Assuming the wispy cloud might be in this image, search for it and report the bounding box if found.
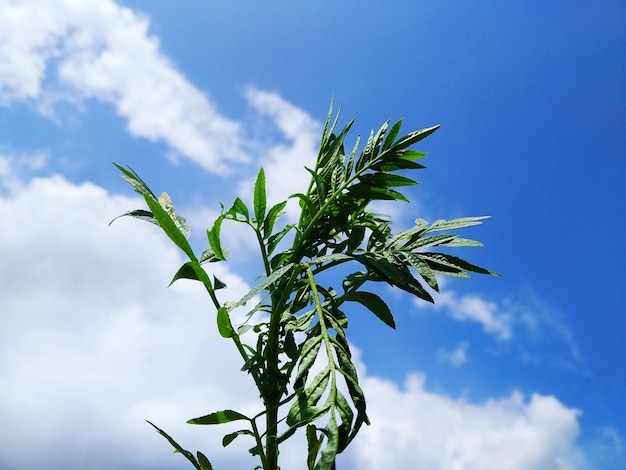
[0,0,247,173]
[415,279,585,371]
[437,341,470,367]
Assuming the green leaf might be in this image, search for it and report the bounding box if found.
[399,252,439,291]
[168,262,199,286]
[227,197,249,220]
[168,261,215,291]
[143,194,196,259]
[358,172,417,188]
[371,158,426,172]
[306,425,323,470]
[145,420,201,470]
[347,184,410,202]
[229,263,294,311]
[442,237,484,247]
[315,411,339,470]
[197,452,213,470]
[222,429,254,447]
[113,163,158,200]
[109,209,157,227]
[385,124,440,153]
[296,335,323,384]
[381,119,403,152]
[335,391,354,451]
[207,217,226,261]
[199,249,222,264]
[213,275,227,290]
[343,291,395,329]
[187,409,250,425]
[253,168,267,223]
[306,367,332,407]
[357,253,433,302]
[263,200,287,238]
[428,216,490,232]
[217,307,235,338]
[420,252,500,277]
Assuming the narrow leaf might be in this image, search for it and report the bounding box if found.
[253,168,267,223]
[187,409,250,425]
[109,209,157,227]
[145,420,201,470]
[229,263,294,310]
[263,200,287,238]
[207,217,226,261]
[296,335,323,384]
[428,216,491,232]
[315,412,339,470]
[381,119,403,152]
[386,124,440,153]
[343,291,396,329]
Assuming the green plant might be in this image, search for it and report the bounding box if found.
[112,105,498,470]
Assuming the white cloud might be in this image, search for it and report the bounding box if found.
[0,171,596,470]
[437,341,470,367]
[346,369,587,470]
[0,0,247,173]
[0,172,261,469]
[241,87,322,218]
[420,288,514,340]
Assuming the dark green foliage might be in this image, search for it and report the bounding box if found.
[112,104,498,470]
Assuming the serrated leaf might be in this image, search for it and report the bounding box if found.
[419,252,500,277]
[358,172,417,188]
[217,307,235,338]
[428,216,491,232]
[399,252,439,291]
[315,412,339,470]
[348,184,410,202]
[442,237,484,247]
[229,263,294,311]
[253,168,266,223]
[306,425,323,470]
[357,253,433,302]
[296,335,323,383]
[407,233,458,250]
[385,124,440,153]
[188,409,250,425]
[371,158,426,172]
[343,291,395,329]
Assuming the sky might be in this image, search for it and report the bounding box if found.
[0,1,625,469]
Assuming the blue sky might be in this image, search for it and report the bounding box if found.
[1,1,625,469]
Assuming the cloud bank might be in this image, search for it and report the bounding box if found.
[0,165,588,469]
[0,0,246,173]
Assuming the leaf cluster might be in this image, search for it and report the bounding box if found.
[111,104,498,470]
